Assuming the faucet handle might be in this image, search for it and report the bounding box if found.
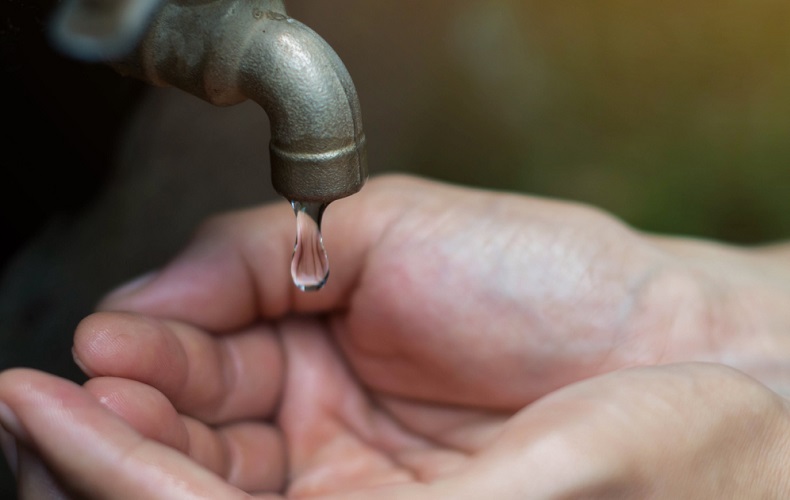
[49,0,164,61]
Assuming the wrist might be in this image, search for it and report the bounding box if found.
[767,400,790,496]
[653,236,790,394]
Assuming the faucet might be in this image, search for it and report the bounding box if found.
[49,0,368,204]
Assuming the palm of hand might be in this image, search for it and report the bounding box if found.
[70,175,745,497]
[330,179,718,409]
[3,176,787,498]
[78,313,781,499]
[75,312,506,497]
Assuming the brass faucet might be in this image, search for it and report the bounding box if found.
[50,0,368,204]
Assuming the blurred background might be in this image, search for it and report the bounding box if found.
[1,0,789,494]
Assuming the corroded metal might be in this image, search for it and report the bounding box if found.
[51,0,368,203]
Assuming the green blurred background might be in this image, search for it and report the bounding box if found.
[318,0,790,244]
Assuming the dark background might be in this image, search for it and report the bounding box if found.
[2,0,789,496]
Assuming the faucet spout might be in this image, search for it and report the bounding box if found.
[51,0,368,204]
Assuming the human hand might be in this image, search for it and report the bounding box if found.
[2,359,789,498]
[89,173,790,403]
[2,174,789,498]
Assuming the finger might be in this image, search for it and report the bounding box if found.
[74,311,283,424]
[83,377,190,453]
[84,377,286,493]
[0,368,247,500]
[15,445,69,499]
[0,424,16,477]
[95,174,417,330]
[461,363,790,499]
[186,419,286,493]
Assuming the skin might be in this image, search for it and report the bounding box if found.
[1,173,789,498]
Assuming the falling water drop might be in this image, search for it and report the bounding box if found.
[290,200,330,292]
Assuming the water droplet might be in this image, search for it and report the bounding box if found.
[290,201,329,292]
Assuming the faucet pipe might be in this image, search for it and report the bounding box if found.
[52,0,368,204]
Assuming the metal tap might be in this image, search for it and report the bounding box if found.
[49,0,368,204]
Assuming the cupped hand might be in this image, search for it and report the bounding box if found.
[2,357,789,498]
[91,174,790,406]
[2,174,789,498]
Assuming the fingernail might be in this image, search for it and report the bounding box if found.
[99,270,158,307]
[16,445,70,498]
[0,403,21,476]
[0,402,22,439]
[0,426,17,476]
[71,348,96,378]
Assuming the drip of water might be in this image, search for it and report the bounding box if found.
[290,200,330,292]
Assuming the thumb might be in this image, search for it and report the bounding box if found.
[93,174,424,333]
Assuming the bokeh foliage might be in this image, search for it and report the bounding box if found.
[395,0,790,243]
